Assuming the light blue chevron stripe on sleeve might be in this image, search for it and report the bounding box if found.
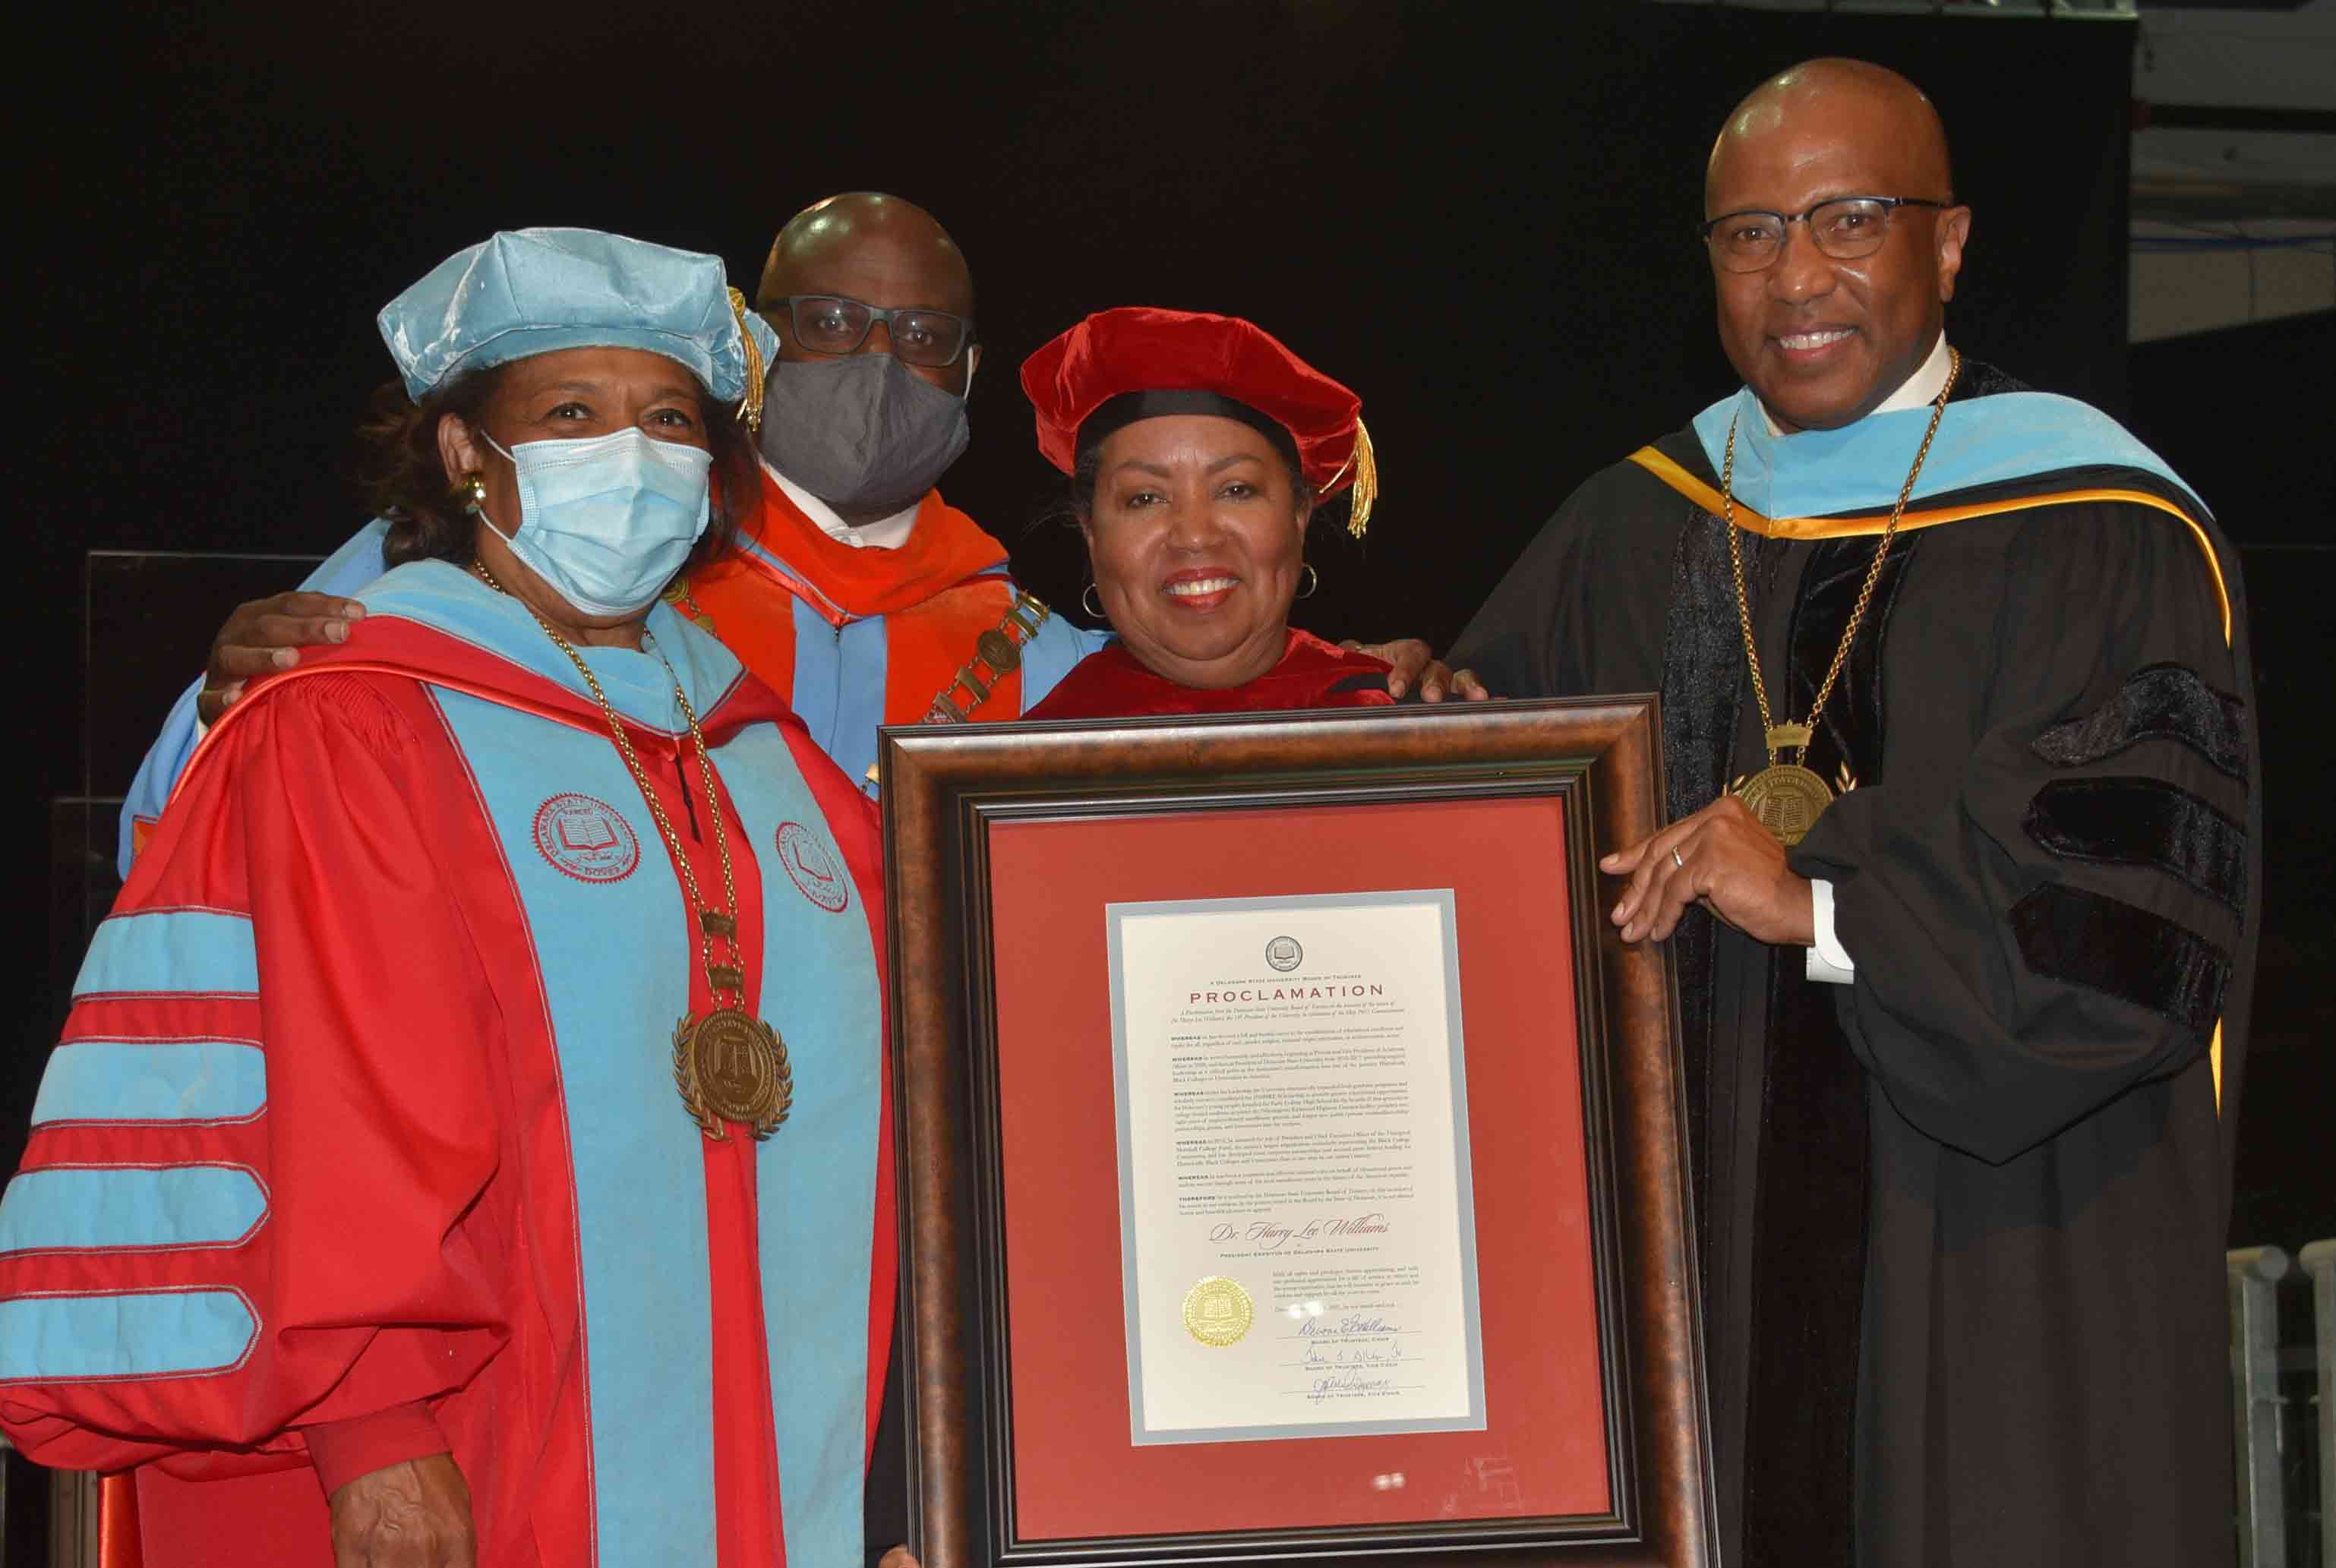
[32,1040,266,1126]
[73,910,257,1000]
[0,1290,258,1383]
[0,1167,268,1256]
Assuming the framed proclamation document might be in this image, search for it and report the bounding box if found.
[880,698,1712,1567]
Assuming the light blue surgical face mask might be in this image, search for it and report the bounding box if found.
[481,427,714,617]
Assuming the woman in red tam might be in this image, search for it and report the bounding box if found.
[1020,308,1395,719]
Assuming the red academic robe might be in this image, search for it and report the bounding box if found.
[2,565,894,1568]
[1023,627,1395,720]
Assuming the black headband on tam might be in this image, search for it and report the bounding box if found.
[1073,390,1303,481]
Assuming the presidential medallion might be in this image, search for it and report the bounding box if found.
[1735,763,1834,848]
[1717,351,1959,854]
[673,1007,793,1141]
[1182,1276,1255,1348]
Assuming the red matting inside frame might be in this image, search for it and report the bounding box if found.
[986,796,1608,1541]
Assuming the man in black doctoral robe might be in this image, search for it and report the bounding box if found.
[1454,59,2257,1568]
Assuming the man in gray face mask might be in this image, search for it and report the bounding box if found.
[120,194,1480,872]
[636,191,1116,784]
[755,195,980,520]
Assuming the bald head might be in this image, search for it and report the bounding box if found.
[1700,58,1970,433]
[756,192,974,320]
[1708,59,1952,210]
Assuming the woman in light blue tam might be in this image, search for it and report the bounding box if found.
[367,225,772,595]
[0,229,914,1568]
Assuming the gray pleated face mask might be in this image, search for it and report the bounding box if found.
[757,352,971,513]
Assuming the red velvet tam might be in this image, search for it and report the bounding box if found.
[1021,306,1376,534]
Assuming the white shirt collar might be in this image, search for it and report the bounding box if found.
[761,457,922,551]
[1759,334,1952,437]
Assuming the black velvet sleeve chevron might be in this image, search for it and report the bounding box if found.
[2009,882,2229,1037]
[2031,662,2247,781]
[2022,776,2247,913]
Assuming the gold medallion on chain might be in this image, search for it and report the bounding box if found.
[674,1007,793,1138]
[1720,349,1960,846]
[1735,760,1836,848]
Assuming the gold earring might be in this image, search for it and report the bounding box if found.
[454,472,486,515]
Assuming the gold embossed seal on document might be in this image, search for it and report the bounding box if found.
[1182,1276,1255,1347]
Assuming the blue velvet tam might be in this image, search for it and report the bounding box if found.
[377,227,778,405]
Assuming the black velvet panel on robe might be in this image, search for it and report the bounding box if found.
[2022,775,2247,911]
[1742,532,1915,1566]
[2030,661,2249,780]
[1659,513,1915,1567]
[1656,515,1744,1269]
[2008,881,2231,1035]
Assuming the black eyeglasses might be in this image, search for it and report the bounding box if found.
[1700,197,1953,273]
[763,295,976,368]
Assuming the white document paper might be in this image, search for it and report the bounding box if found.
[1106,891,1485,1444]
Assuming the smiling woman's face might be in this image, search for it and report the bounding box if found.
[1081,414,1312,690]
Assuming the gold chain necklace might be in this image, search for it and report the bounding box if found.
[472,561,791,1140]
[1722,346,1959,846]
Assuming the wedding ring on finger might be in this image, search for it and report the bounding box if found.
[1672,845,1685,870]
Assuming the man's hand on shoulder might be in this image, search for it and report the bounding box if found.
[1342,638,1492,702]
[1602,794,1816,947]
[199,592,367,724]
[328,1453,474,1568]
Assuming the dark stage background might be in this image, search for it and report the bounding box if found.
[20,1,2329,1277]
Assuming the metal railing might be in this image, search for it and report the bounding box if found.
[2300,1242,2336,1568]
[2233,1245,2292,1566]
[2230,1241,2334,1568]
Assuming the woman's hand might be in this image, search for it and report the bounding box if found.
[878,1549,922,1568]
[327,1453,476,1568]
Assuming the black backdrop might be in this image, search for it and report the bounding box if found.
[26,1,2147,797]
[21,6,2327,1235]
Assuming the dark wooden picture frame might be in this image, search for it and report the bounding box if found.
[880,697,1712,1567]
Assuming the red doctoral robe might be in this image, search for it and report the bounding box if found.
[1023,627,1394,721]
[2,564,893,1568]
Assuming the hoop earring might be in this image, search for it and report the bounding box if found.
[454,472,486,516]
[1295,563,1319,600]
[1081,582,1106,619]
